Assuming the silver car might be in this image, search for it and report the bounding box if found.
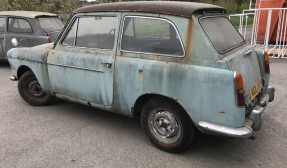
[0,11,64,59]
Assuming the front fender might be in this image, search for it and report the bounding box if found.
[7,43,53,63]
[7,43,54,95]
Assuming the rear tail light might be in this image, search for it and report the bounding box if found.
[264,51,270,73]
[234,72,245,107]
[47,36,52,43]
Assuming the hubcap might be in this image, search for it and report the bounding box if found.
[149,109,181,144]
[28,80,44,97]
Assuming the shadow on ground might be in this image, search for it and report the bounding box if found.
[0,60,10,67]
[50,100,248,156]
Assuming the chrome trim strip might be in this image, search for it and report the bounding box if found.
[119,15,186,58]
[48,63,104,73]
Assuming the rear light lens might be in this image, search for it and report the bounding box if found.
[264,51,270,73]
[47,36,52,43]
[234,72,245,107]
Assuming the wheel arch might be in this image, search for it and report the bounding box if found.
[133,94,195,124]
[17,65,32,80]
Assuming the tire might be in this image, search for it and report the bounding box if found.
[141,97,195,153]
[18,70,55,106]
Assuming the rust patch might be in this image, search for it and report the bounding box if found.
[185,18,194,55]
[119,51,123,56]
[218,111,225,116]
[153,55,161,61]
[138,69,143,80]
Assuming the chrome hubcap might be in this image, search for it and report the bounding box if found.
[149,109,181,144]
[28,81,44,97]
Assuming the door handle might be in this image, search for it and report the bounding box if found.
[244,49,252,57]
[101,62,113,68]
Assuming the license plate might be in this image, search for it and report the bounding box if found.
[249,78,262,100]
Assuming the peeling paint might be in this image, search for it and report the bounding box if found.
[138,69,143,80]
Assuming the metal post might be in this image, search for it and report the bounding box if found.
[264,9,272,50]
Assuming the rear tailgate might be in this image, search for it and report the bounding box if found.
[225,47,262,104]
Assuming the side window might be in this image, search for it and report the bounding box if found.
[0,17,5,32]
[62,16,117,49]
[121,17,184,56]
[62,18,78,46]
[8,18,32,33]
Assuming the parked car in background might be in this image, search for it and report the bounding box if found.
[7,1,275,153]
[0,11,64,59]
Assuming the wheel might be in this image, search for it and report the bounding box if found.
[18,70,55,106]
[141,97,195,153]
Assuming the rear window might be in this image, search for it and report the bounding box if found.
[38,17,64,32]
[199,17,245,53]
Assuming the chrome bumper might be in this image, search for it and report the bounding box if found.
[198,86,275,138]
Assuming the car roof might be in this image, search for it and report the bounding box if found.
[0,11,57,18]
[75,1,226,18]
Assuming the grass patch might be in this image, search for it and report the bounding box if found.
[230,15,254,28]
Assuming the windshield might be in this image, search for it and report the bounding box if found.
[38,17,64,33]
[199,16,245,53]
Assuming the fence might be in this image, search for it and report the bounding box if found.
[230,8,287,58]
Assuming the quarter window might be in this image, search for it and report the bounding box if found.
[8,18,32,33]
[200,17,245,53]
[121,17,184,56]
[62,16,117,49]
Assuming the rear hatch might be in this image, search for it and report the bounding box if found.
[36,16,64,41]
[225,48,262,104]
[200,16,263,105]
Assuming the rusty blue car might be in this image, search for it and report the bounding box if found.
[7,1,275,153]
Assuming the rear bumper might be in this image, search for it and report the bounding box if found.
[198,86,275,138]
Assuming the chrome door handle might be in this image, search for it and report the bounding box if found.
[101,62,113,68]
[244,49,252,57]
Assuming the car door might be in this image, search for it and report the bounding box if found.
[47,13,119,106]
[0,17,5,58]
